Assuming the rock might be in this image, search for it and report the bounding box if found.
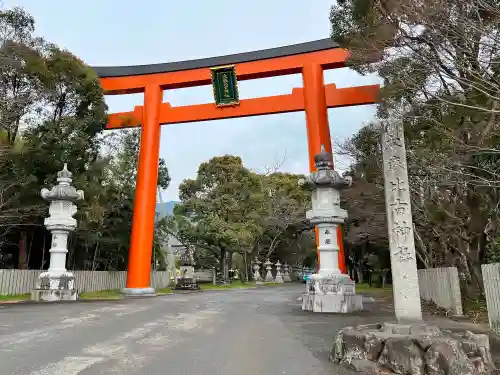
[464,331,490,351]
[378,337,425,375]
[409,325,442,337]
[333,323,497,375]
[464,331,495,373]
[365,333,384,361]
[460,339,479,357]
[331,330,345,363]
[342,330,367,362]
[382,323,412,335]
[424,340,477,375]
[349,359,380,373]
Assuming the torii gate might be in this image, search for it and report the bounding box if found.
[93,39,379,295]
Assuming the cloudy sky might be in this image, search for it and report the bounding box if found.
[4,0,379,201]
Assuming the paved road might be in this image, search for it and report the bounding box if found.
[0,284,387,375]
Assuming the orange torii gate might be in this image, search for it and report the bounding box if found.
[93,39,379,295]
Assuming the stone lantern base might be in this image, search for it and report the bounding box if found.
[31,271,77,302]
[302,274,363,313]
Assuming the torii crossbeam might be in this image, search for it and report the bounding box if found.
[92,38,379,295]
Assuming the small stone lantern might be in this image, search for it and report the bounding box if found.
[32,164,84,302]
[283,263,292,282]
[252,257,262,282]
[264,258,274,282]
[274,260,284,283]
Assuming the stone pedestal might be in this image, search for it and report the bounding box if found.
[299,148,362,313]
[274,261,284,283]
[302,274,363,313]
[32,164,83,302]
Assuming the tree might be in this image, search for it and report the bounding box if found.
[330,0,500,295]
[0,7,170,272]
[164,155,317,282]
[167,155,265,282]
[337,125,389,282]
[0,7,45,146]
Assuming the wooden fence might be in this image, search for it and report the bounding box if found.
[417,267,463,316]
[0,270,171,295]
[482,263,500,332]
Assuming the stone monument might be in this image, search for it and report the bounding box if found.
[299,147,363,313]
[283,263,292,282]
[381,121,422,321]
[264,258,274,282]
[274,260,284,283]
[330,124,496,374]
[31,164,84,302]
[174,246,199,290]
[252,257,262,282]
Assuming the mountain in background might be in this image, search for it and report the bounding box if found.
[156,201,179,217]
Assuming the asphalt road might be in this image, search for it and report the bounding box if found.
[0,284,387,375]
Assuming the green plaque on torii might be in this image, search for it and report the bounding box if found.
[210,65,240,107]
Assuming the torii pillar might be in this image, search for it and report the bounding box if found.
[303,63,346,274]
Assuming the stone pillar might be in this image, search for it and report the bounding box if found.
[252,257,262,282]
[264,259,274,282]
[31,164,84,302]
[382,122,422,322]
[283,263,292,282]
[300,148,363,313]
[274,261,284,283]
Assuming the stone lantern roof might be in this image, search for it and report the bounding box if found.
[41,164,84,202]
[299,146,352,191]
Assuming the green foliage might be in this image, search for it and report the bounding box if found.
[162,156,315,282]
[331,0,500,295]
[0,7,170,271]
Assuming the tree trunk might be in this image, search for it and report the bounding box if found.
[225,251,233,282]
[355,263,364,284]
[18,229,28,269]
[244,252,248,282]
[468,261,484,298]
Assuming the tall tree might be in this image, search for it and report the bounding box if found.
[0,7,171,271]
[330,0,500,294]
[168,155,264,282]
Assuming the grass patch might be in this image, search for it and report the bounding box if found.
[78,289,122,300]
[198,280,287,290]
[156,287,173,294]
[463,297,489,323]
[0,293,30,302]
[355,283,393,297]
[199,280,256,290]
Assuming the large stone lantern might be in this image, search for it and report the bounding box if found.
[32,164,84,302]
[299,147,363,313]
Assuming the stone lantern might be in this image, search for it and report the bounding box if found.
[32,164,84,302]
[283,262,292,282]
[299,147,363,313]
[264,258,274,282]
[252,257,262,282]
[274,260,284,283]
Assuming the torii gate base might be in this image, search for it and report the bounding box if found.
[93,39,379,295]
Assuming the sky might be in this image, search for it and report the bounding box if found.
[4,0,380,201]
